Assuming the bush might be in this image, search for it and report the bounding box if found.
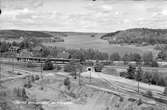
[43,60,54,70]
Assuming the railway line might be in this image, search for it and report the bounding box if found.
[81,71,167,104]
[0,66,167,105]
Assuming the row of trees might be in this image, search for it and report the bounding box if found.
[120,65,167,87]
[110,52,158,67]
[0,39,109,61]
[0,39,162,68]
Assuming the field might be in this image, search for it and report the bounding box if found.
[43,34,158,56]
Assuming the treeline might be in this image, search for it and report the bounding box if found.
[110,52,158,67]
[0,38,161,67]
[0,38,109,61]
[101,28,167,45]
[120,65,167,87]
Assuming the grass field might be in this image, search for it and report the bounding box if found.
[43,34,158,56]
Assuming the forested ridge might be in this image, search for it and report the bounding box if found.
[101,28,167,44]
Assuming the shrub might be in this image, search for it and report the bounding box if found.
[24,80,32,88]
[43,60,54,70]
[120,72,128,78]
[64,77,71,90]
[34,75,40,80]
[119,97,124,102]
[137,98,143,106]
[164,87,167,95]
[145,90,153,98]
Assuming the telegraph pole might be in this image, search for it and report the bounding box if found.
[88,67,91,83]
[0,61,1,86]
[40,61,43,90]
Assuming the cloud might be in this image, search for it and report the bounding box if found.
[1,0,167,32]
[1,0,43,10]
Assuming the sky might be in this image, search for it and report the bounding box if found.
[1,0,167,32]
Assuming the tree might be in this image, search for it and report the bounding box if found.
[19,38,40,50]
[43,60,54,70]
[94,62,104,72]
[141,72,152,84]
[151,72,160,85]
[129,53,141,63]
[110,52,120,61]
[164,87,167,95]
[157,50,167,60]
[0,42,10,53]
[126,64,136,79]
[122,53,130,65]
[135,66,143,81]
[143,52,153,64]
[151,60,159,67]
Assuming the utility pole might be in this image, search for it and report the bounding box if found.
[136,64,142,94]
[40,61,43,90]
[78,63,82,86]
[79,71,81,85]
[88,67,91,83]
[12,54,14,73]
[0,62,1,86]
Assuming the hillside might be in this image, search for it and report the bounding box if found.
[0,30,67,39]
[0,30,104,39]
[101,28,167,45]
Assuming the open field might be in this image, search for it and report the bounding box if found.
[43,34,158,56]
